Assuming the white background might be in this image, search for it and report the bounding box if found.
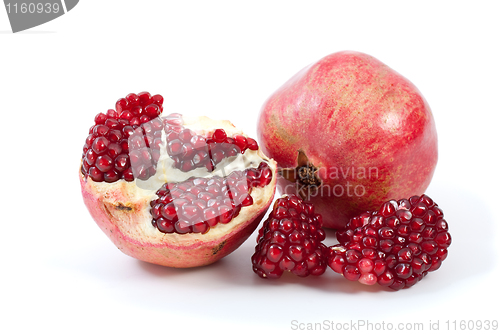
[1,1,499,333]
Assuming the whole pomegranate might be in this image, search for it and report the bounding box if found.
[80,92,277,268]
[257,51,437,229]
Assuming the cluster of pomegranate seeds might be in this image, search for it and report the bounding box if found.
[164,114,259,172]
[81,92,164,182]
[252,195,328,278]
[150,162,273,234]
[328,194,452,290]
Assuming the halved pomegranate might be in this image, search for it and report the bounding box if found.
[79,92,277,268]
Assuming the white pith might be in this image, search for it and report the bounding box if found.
[82,114,276,246]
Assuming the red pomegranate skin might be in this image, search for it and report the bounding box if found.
[257,51,438,229]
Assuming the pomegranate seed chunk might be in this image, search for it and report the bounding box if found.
[329,194,451,290]
[81,91,164,182]
[150,162,273,234]
[252,195,327,278]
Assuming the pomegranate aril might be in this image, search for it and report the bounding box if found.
[138,91,152,106]
[150,162,272,234]
[122,168,134,181]
[82,92,164,183]
[94,113,107,124]
[126,93,140,107]
[151,94,164,108]
[212,129,227,143]
[246,137,259,150]
[233,135,248,152]
[116,98,128,113]
[328,194,451,290]
[92,137,109,154]
[88,167,104,182]
[95,155,113,172]
[252,195,327,278]
[343,265,361,281]
[203,208,219,227]
[93,125,110,137]
[104,170,120,183]
[119,110,134,121]
[85,149,97,165]
[156,218,175,234]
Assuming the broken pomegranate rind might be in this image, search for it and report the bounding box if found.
[150,162,273,234]
[80,102,278,268]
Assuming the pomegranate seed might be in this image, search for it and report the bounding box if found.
[94,113,107,124]
[150,162,272,235]
[151,94,164,108]
[212,129,227,143]
[92,137,109,154]
[95,155,113,172]
[138,91,152,106]
[328,194,451,290]
[233,135,248,152]
[246,137,259,150]
[144,104,160,118]
[88,166,104,182]
[81,92,164,183]
[115,98,128,113]
[252,194,327,278]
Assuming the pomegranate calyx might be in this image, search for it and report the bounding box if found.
[278,149,322,200]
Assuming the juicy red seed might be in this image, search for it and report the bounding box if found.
[233,135,248,152]
[104,170,120,183]
[329,194,451,290]
[92,137,109,154]
[138,91,152,106]
[150,162,272,235]
[126,93,140,107]
[139,115,150,124]
[107,143,122,158]
[93,125,109,137]
[246,137,259,150]
[94,113,107,124]
[88,166,104,182]
[122,168,134,181]
[267,245,284,263]
[394,263,412,279]
[144,104,160,118]
[167,139,183,156]
[151,94,164,107]
[108,129,123,142]
[343,265,361,281]
[178,129,195,143]
[95,155,113,172]
[116,98,128,113]
[82,92,164,183]
[328,253,345,273]
[85,149,97,165]
[119,110,134,121]
[212,129,227,143]
[252,195,327,279]
[156,218,175,233]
